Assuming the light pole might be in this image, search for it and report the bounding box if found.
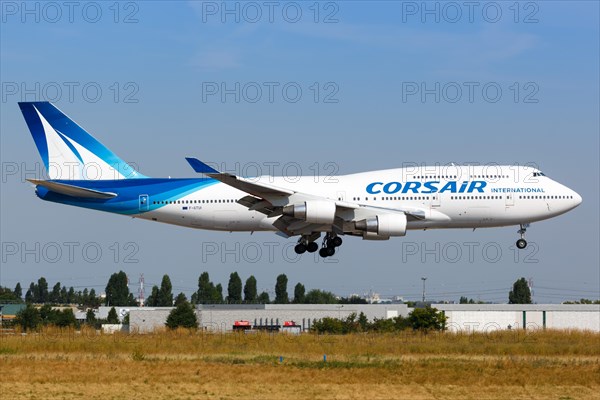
[421,277,427,302]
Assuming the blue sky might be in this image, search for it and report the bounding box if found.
[1,1,598,303]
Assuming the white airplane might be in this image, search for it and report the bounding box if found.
[19,102,582,257]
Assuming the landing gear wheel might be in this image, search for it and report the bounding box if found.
[516,223,529,250]
[319,248,329,258]
[307,242,319,253]
[332,237,343,247]
[294,243,307,254]
[326,247,336,256]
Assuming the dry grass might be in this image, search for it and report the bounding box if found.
[1,328,599,399]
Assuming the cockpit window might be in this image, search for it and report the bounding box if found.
[533,172,546,177]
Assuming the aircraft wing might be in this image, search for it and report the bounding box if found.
[186,157,293,200]
[185,157,447,237]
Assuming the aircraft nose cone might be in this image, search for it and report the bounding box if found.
[573,191,582,207]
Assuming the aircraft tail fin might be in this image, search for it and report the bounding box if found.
[18,102,145,180]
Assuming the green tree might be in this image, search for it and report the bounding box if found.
[158,274,173,306]
[174,292,187,306]
[243,275,257,303]
[146,285,159,306]
[339,295,367,304]
[14,282,22,299]
[304,289,338,304]
[0,286,21,302]
[311,317,345,334]
[213,284,224,304]
[105,271,130,306]
[459,296,468,304]
[60,286,68,303]
[25,282,35,303]
[39,304,59,325]
[85,309,96,325]
[50,282,62,304]
[293,283,305,303]
[37,277,49,303]
[358,312,369,331]
[81,288,89,305]
[227,272,242,303]
[88,288,100,308]
[56,309,77,327]
[195,272,214,304]
[408,307,447,332]
[509,277,532,304]
[15,304,40,331]
[165,301,198,329]
[257,291,270,304]
[107,307,119,324]
[274,274,288,304]
[67,287,75,304]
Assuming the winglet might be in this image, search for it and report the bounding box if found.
[185,157,219,174]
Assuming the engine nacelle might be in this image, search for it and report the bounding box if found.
[282,201,336,224]
[362,232,390,240]
[355,213,407,237]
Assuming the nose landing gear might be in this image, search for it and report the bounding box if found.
[516,224,529,249]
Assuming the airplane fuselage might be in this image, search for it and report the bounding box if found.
[35,165,581,236]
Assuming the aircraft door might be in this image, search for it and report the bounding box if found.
[139,194,149,211]
[505,194,514,207]
[430,193,441,207]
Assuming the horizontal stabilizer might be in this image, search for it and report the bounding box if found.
[27,179,117,199]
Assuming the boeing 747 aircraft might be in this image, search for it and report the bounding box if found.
[19,102,582,258]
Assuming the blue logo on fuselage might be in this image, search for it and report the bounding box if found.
[366,181,487,194]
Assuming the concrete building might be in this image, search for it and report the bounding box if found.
[197,304,410,332]
[128,307,174,333]
[436,304,600,332]
[126,303,600,334]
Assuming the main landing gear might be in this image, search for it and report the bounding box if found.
[516,223,529,249]
[294,236,319,255]
[294,233,343,257]
[318,233,342,258]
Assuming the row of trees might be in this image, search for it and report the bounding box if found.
[2,275,594,306]
[189,272,366,305]
[1,272,365,307]
[14,304,126,331]
[311,307,447,334]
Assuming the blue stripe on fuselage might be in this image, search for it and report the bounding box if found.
[34,178,220,215]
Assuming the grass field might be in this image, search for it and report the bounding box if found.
[1,327,599,399]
